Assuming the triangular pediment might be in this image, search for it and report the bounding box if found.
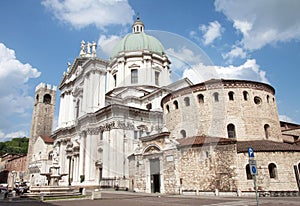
[164,77,194,91]
[128,63,140,68]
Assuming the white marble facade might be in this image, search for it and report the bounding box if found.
[52,18,176,187]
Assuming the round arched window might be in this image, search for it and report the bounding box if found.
[43,94,51,104]
[254,96,262,105]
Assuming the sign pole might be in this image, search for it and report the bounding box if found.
[248,147,259,206]
[253,174,259,206]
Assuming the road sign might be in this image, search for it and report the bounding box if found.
[248,147,255,158]
[250,164,257,175]
[249,159,257,175]
[249,159,256,165]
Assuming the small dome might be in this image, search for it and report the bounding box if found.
[110,18,165,58]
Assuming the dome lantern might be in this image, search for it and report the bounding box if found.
[132,16,144,33]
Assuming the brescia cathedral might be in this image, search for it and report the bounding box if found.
[28,18,300,196]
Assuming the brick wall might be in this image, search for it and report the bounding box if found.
[6,155,27,172]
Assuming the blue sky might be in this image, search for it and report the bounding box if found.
[0,0,299,141]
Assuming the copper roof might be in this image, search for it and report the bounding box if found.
[237,140,300,153]
[40,135,54,144]
[177,136,236,147]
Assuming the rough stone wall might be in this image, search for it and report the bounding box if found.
[129,154,147,192]
[178,144,238,192]
[130,141,238,194]
[161,149,180,194]
[164,81,282,142]
[236,151,300,191]
[28,84,56,166]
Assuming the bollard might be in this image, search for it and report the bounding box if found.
[91,189,102,200]
[40,193,44,201]
[237,189,242,197]
[215,189,219,196]
[12,190,16,197]
[82,188,86,195]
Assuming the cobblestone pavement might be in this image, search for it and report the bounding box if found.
[1,191,300,206]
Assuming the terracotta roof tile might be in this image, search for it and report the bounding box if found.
[237,140,300,153]
[177,136,236,147]
[40,135,54,144]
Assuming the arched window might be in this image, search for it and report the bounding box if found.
[131,69,138,84]
[228,91,234,101]
[243,91,249,101]
[173,100,179,109]
[180,130,186,138]
[268,163,277,179]
[254,96,262,105]
[100,131,103,140]
[264,124,270,139]
[227,124,236,138]
[184,97,190,106]
[155,71,160,86]
[198,94,204,103]
[48,151,53,161]
[246,164,253,180]
[146,103,152,110]
[213,92,219,102]
[43,94,51,104]
[113,74,117,87]
[267,95,270,103]
[166,104,170,113]
[36,94,39,102]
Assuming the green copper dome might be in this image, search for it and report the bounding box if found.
[110,18,165,58]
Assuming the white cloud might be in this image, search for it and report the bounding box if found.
[98,35,122,57]
[222,46,247,63]
[0,130,27,142]
[215,0,300,50]
[166,47,215,82]
[0,43,40,134]
[279,115,294,123]
[42,0,134,29]
[0,43,41,114]
[233,20,252,36]
[183,59,269,84]
[199,21,223,45]
[167,47,203,66]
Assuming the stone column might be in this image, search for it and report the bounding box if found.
[65,93,70,125]
[79,133,86,181]
[58,94,64,127]
[99,74,105,108]
[73,155,78,183]
[82,76,88,114]
[69,95,74,124]
[85,134,91,181]
[90,134,97,181]
[87,74,92,113]
[93,72,100,111]
[102,131,109,177]
[145,159,150,193]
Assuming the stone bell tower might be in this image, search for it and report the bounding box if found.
[27,83,56,166]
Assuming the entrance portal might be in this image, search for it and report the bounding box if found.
[150,158,160,193]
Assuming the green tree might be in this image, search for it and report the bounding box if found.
[0,137,29,156]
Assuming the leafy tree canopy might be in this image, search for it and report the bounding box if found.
[0,137,28,156]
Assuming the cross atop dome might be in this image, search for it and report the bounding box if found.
[132,14,144,33]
